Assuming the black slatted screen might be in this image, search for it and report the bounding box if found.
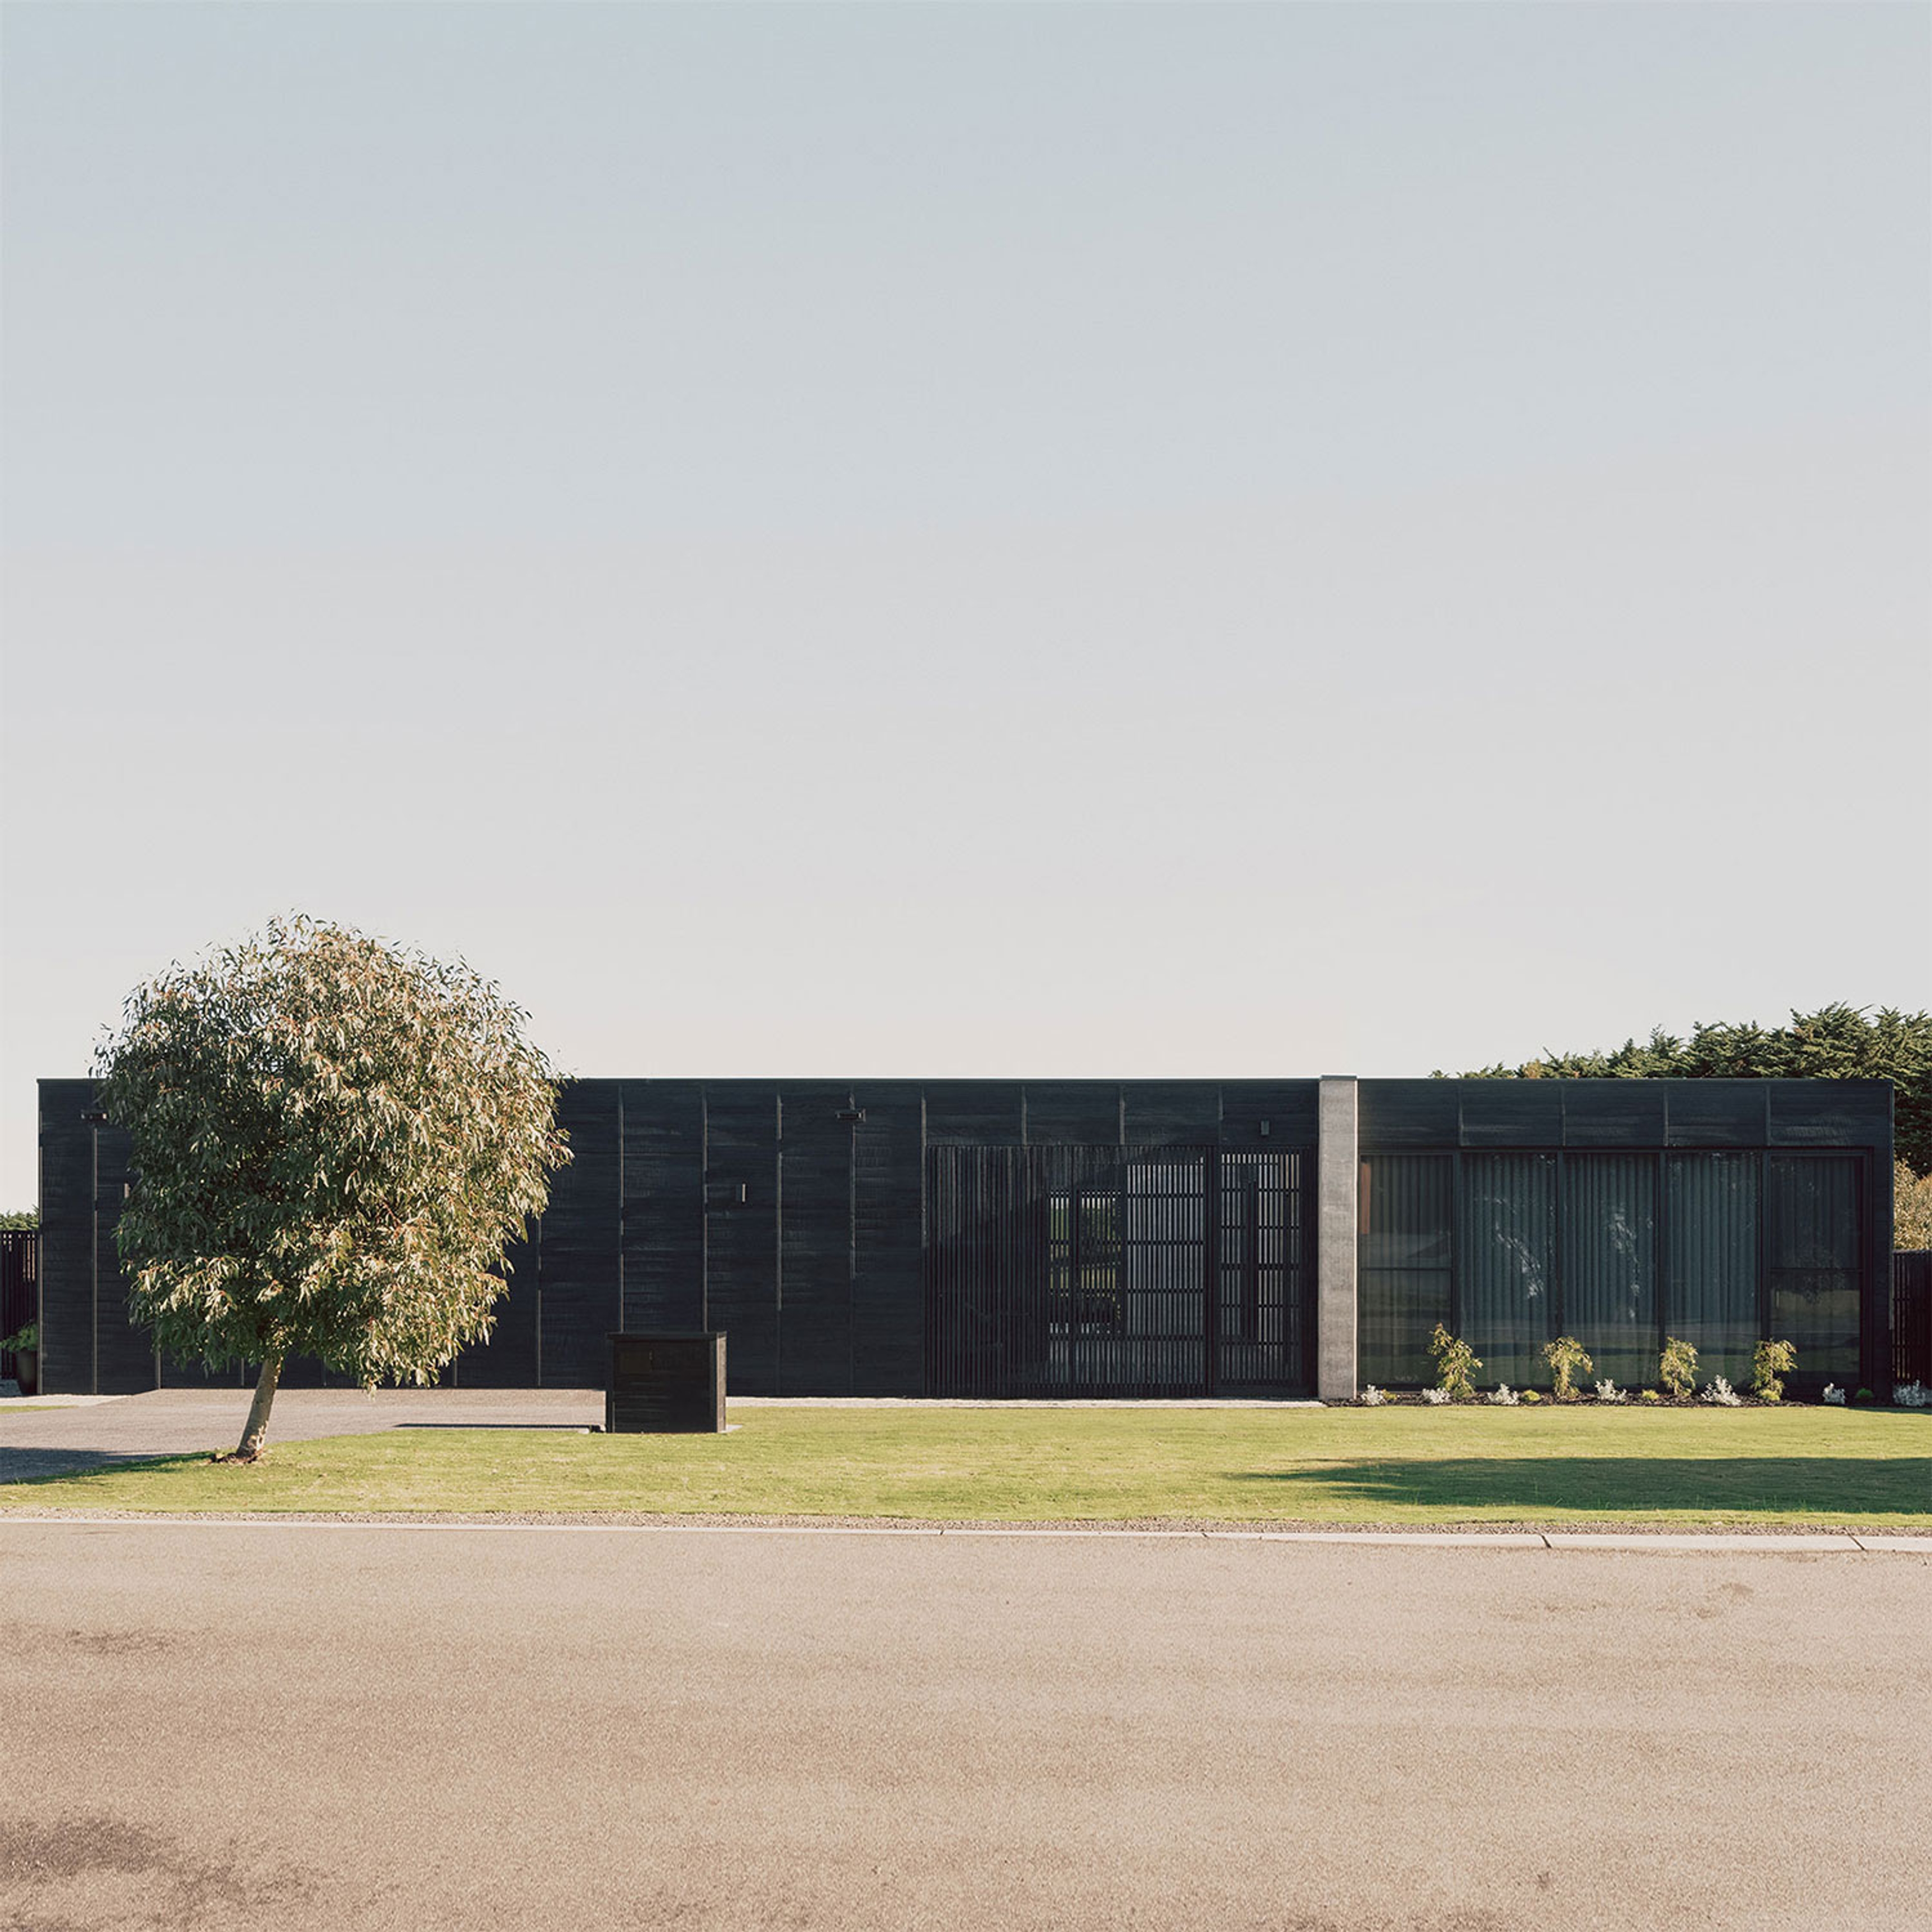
[925,1145,1312,1397]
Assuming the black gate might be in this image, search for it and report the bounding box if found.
[1,1228,37,1385]
[1895,1252,1931,1389]
[924,1145,1312,1398]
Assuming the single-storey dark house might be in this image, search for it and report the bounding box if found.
[36,1076,1895,1399]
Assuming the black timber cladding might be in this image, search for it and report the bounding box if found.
[33,1077,1894,1396]
[1357,1080,1891,1152]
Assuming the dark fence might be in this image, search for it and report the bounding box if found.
[1893,1252,1932,1389]
[2,1229,38,1382]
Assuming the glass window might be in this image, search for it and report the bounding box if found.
[1665,1153,1758,1387]
[1766,1155,1860,1384]
[1563,1154,1658,1391]
[1459,1154,1556,1387]
[1358,1156,1451,1386]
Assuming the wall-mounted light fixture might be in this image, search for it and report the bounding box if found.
[835,1108,865,1126]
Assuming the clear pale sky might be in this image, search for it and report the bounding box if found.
[3,3,1928,1206]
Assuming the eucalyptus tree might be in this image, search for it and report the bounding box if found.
[94,918,569,1460]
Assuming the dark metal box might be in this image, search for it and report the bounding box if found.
[606,1332,727,1433]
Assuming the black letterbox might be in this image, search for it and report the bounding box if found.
[606,1333,727,1434]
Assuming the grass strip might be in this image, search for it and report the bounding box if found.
[3,1405,1928,1525]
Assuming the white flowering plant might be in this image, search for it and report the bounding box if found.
[1421,1386,1451,1405]
[1822,1384,1846,1406]
[1359,1384,1388,1406]
[1487,1384,1519,1406]
[1699,1377,1742,1407]
[1594,1380,1625,1403]
[1894,1381,1930,1410]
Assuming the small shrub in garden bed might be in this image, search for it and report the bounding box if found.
[1700,1377,1742,1407]
[1426,1324,1482,1400]
[1896,1382,1931,1409]
[1823,1384,1846,1406]
[1543,1336,1593,1402]
[1659,1337,1699,1399]
[1488,1385,1519,1406]
[1639,1389,1662,1404]
[1594,1380,1625,1403]
[1750,1339,1797,1402]
[1520,1389,1543,1405]
[1421,1387,1451,1405]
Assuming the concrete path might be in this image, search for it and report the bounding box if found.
[0,1386,605,1480]
[3,1524,1927,1931]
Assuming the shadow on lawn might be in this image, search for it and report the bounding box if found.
[1,1450,214,1486]
[1236,1458,1932,1518]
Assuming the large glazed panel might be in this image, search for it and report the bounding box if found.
[1458,1154,1556,1387]
[1562,1155,1658,1390]
[1357,1155,1452,1388]
[1766,1155,1861,1385]
[1666,1153,1758,1387]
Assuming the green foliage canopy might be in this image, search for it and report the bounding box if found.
[93,918,570,1392]
[1897,1162,1932,1250]
[1448,1003,1932,1178]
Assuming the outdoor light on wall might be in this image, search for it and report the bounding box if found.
[1259,1120,1271,1138]
[79,1110,108,1124]
[835,1108,865,1125]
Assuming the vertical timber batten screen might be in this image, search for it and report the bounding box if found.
[1,1229,37,1384]
[924,1145,1313,1398]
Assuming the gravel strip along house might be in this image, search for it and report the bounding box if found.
[35,1077,1894,1400]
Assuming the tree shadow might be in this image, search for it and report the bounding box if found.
[1233,1458,1932,1519]
[1,1449,216,1485]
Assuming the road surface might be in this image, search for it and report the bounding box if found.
[4,1523,1927,1928]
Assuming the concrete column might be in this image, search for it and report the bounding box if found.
[1316,1077,1358,1400]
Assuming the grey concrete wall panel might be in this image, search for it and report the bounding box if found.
[698,1084,782,1394]
[850,1086,926,1395]
[539,1081,622,1388]
[1316,1077,1358,1400]
[921,1083,1026,1146]
[777,1084,856,1393]
[621,1080,705,1334]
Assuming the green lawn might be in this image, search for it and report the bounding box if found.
[3,1405,1928,1525]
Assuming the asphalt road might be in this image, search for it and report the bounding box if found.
[4,1526,1927,1930]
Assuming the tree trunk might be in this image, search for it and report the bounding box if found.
[235,1350,284,1461]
